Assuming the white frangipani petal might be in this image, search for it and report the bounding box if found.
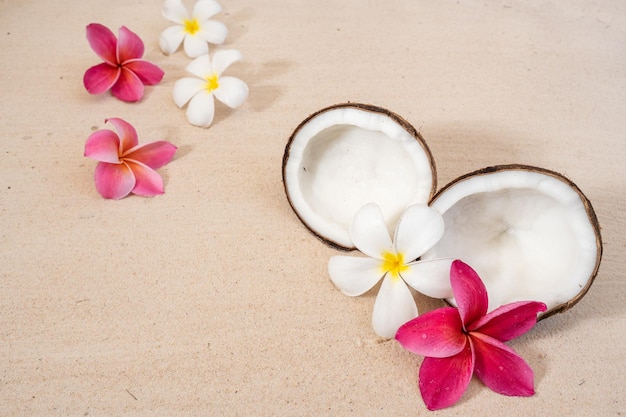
[327,202,452,337]
[173,48,247,128]
[372,276,418,339]
[162,0,190,23]
[183,33,210,58]
[159,0,227,58]
[211,49,243,76]
[200,21,228,44]
[186,90,215,127]
[328,256,384,297]
[394,204,445,260]
[350,203,393,259]
[173,77,205,108]
[159,25,186,55]
[214,76,248,108]
[401,258,455,299]
[185,54,213,79]
[193,0,222,21]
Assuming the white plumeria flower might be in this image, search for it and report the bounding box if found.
[159,0,228,58]
[328,203,454,339]
[173,50,249,127]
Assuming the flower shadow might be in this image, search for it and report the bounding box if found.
[236,59,295,112]
[421,121,532,186]
[209,106,243,128]
[171,143,193,160]
[222,6,256,45]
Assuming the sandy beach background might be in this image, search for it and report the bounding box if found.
[1,1,624,415]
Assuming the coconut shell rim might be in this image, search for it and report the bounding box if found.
[282,102,438,251]
[431,164,603,321]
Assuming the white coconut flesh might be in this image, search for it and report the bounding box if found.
[421,167,601,317]
[283,104,435,250]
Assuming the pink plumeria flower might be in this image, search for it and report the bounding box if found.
[328,203,454,339]
[173,50,249,127]
[84,118,177,200]
[83,23,164,102]
[396,260,547,411]
[159,0,228,58]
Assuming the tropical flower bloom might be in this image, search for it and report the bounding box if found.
[159,0,228,58]
[173,50,248,127]
[83,24,164,102]
[84,118,177,199]
[328,203,455,339]
[395,260,547,411]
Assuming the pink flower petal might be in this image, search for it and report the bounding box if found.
[106,118,138,152]
[124,141,177,170]
[84,129,121,163]
[117,26,145,63]
[83,63,120,95]
[125,160,165,197]
[111,67,145,102]
[450,260,488,328]
[419,342,474,411]
[396,307,466,358]
[93,161,135,199]
[469,301,547,342]
[124,60,165,86]
[470,332,535,397]
[86,23,118,65]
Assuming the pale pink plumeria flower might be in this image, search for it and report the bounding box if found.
[328,203,454,339]
[84,118,177,200]
[83,24,164,102]
[159,0,228,58]
[396,260,547,410]
[173,50,248,127]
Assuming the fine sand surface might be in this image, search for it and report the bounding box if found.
[1,1,624,415]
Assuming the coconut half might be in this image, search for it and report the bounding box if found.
[282,103,436,250]
[421,165,602,319]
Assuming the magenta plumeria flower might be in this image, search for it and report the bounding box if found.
[83,23,164,102]
[84,118,177,199]
[395,260,547,411]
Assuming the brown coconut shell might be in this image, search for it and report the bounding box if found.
[282,102,437,251]
[431,164,602,320]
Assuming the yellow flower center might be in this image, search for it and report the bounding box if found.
[381,251,409,280]
[183,18,200,35]
[206,73,220,92]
